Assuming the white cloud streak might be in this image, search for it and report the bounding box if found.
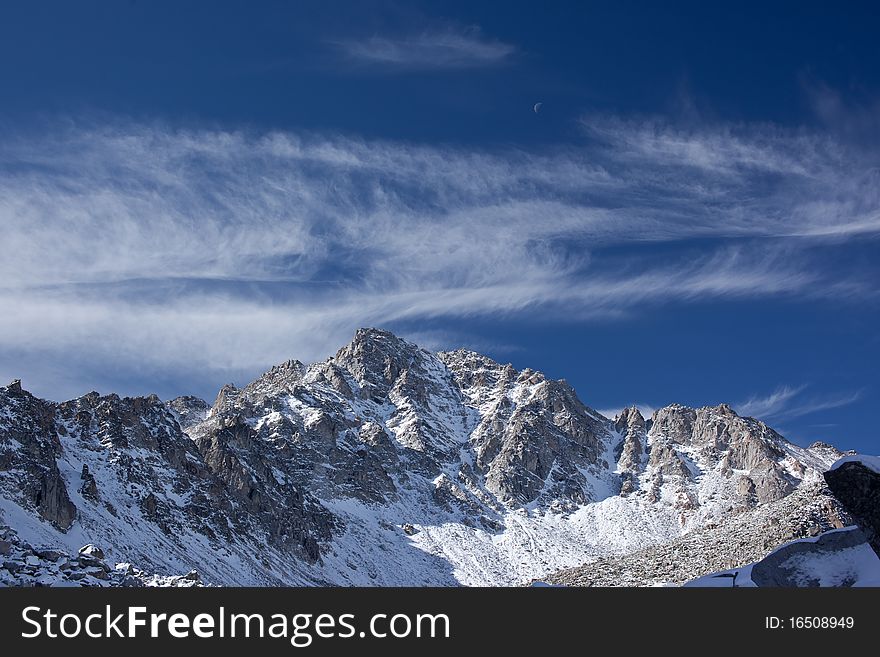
[737,385,863,422]
[737,385,808,419]
[334,27,515,70]
[0,117,878,399]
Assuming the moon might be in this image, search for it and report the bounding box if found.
[533,102,543,113]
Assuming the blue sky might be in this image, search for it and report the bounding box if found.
[0,1,878,452]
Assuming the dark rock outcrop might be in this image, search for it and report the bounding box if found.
[0,382,77,530]
[79,464,99,501]
[825,460,880,556]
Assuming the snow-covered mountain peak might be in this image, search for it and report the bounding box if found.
[166,395,210,430]
[332,327,428,395]
[615,405,646,431]
[242,359,307,400]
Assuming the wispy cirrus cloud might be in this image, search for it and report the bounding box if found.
[0,115,878,399]
[580,116,880,239]
[737,385,863,422]
[737,385,808,419]
[332,26,515,70]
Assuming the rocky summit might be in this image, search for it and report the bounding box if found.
[0,329,859,586]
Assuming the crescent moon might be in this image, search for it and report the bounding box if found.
[533,102,543,113]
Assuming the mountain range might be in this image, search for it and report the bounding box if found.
[0,328,859,586]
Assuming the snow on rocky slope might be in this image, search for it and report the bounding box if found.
[547,482,851,586]
[567,453,880,588]
[0,328,854,586]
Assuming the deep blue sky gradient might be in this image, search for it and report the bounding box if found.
[3,1,879,140]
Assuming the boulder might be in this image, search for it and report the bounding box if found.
[750,527,874,587]
[78,544,105,560]
[34,548,66,561]
[824,459,880,556]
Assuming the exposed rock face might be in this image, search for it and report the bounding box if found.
[646,403,798,506]
[825,459,880,556]
[615,407,646,477]
[0,382,76,530]
[0,329,856,586]
[440,349,610,506]
[79,464,99,501]
[189,412,334,561]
